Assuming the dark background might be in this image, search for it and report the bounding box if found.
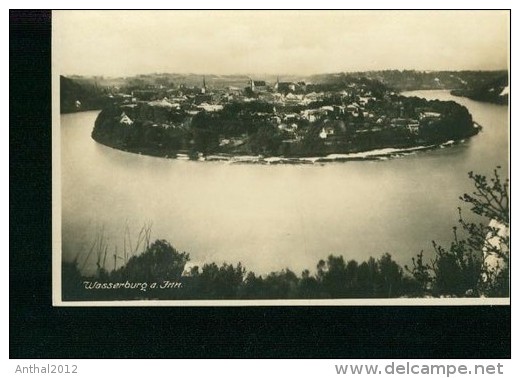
[9,9,511,359]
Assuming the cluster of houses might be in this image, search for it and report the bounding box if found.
[111,76,444,142]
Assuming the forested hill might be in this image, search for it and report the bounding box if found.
[60,75,111,113]
[309,70,508,92]
[60,70,508,114]
[450,73,508,105]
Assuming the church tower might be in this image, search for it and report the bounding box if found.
[201,76,206,94]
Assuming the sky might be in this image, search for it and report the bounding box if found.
[54,10,509,77]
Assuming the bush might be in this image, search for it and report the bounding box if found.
[408,167,509,297]
[111,239,189,283]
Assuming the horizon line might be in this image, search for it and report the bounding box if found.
[61,68,510,79]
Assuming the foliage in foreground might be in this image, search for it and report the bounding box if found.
[63,168,509,300]
[407,167,509,297]
[63,243,416,300]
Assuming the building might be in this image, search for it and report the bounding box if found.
[407,121,420,134]
[119,112,134,126]
[420,111,442,120]
[275,79,296,93]
[201,76,207,94]
[249,79,268,93]
[319,126,335,139]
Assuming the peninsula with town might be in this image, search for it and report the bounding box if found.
[59,71,506,163]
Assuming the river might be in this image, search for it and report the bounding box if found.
[60,90,509,276]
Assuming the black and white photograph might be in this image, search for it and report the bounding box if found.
[52,10,510,305]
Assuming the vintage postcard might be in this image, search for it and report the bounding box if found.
[52,10,510,306]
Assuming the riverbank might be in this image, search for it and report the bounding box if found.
[177,139,468,164]
[93,129,478,165]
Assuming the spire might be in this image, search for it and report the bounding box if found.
[201,75,206,94]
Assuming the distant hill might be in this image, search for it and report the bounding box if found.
[61,70,509,112]
[450,73,508,105]
[60,76,110,113]
[309,70,509,92]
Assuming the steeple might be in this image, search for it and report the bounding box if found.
[201,75,206,94]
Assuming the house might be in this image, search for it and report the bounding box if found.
[219,137,245,147]
[407,121,420,134]
[304,92,322,102]
[249,79,269,93]
[284,92,304,103]
[119,112,134,126]
[319,126,335,139]
[149,98,181,109]
[420,111,442,120]
[271,115,282,125]
[333,105,346,115]
[301,109,321,122]
[197,103,223,112]
[320,105,334,114]
[279,123,298,133]
[283,113,299,122]
[276,81,297,93]
[358,96,375,105]
[390,118,409,128]
[346,103,361,116]
[319,128,328,139]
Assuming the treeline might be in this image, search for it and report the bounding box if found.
[62,243,423,301]
[403,96,477,141]
[310,70,509,92]
[60,76,112,113]
[92,105,190,157]
[451,73,508,105]
[62,167,509,301]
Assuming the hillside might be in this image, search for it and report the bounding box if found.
[450,73,508,105]
[60,75,111,113]
[309,70,508,92]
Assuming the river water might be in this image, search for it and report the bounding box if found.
[60,90,509,276]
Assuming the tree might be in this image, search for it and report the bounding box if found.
[376,253,404,297]
[357,257,379,297]
[408,167,509,297]
[248,125,282,155]
[458,168,509,296]
[404,251,431,296]
[316,255,349,297]
[194,262,246,299]
[261,269,299,298]
[298,269,321,298]
[112,239,189,283]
